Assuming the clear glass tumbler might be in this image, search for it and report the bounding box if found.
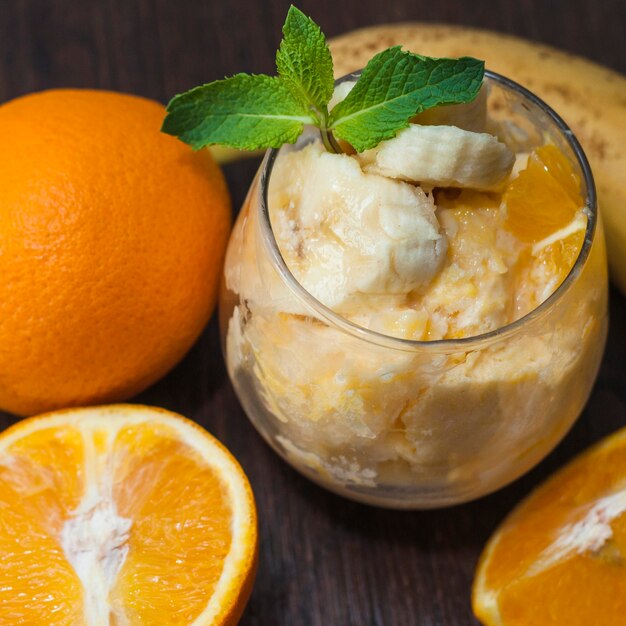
[219,71,608,509]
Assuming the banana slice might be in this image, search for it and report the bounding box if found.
[269,142,448,314]
[358,124,515,190]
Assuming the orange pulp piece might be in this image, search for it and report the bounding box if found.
[505,144,587,288]
[503,144,583,243]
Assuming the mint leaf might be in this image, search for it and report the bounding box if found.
[162,74,315,150]
[162,5,487,156]
[328,47,484,152]
[276,5,334,115]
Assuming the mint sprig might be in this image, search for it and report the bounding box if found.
[162,5,485,154]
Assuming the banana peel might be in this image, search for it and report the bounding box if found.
[329,24,626,295]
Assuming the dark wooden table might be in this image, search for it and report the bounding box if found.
[1,1,626,624]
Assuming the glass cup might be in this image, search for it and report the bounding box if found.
[219,71,608,509]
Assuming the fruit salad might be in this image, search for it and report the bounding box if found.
[220,74,607,507]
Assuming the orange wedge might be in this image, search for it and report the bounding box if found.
[504,144,587,292]
[473,427,626,625]
[503,144,583,244]
[0,405,257,625]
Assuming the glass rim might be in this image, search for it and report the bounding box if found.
[256,69,598,353]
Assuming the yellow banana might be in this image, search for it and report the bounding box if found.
[328,24,626,295]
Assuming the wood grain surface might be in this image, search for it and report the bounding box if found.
[1,1,625,624]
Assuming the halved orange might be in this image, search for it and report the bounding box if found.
[0,405,257,625]
[473,427,626,625]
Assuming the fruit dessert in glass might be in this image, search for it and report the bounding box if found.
[219,71,607,508]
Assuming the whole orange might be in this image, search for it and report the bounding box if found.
[0,89,231,416]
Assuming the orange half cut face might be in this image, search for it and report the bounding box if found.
[473,426,626,626]
[0,405,257,625]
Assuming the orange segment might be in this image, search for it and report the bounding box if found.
[473,426,626,626]
[4,426,85,534]
[533,222,587,286]
[534,143,584,206]
[503,143,588,297]
[503,144,583,243]
[0,429,84,624]
[111,426,236,624]
[0,405,257,625]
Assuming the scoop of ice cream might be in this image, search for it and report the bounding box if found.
[268,142,447,314]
